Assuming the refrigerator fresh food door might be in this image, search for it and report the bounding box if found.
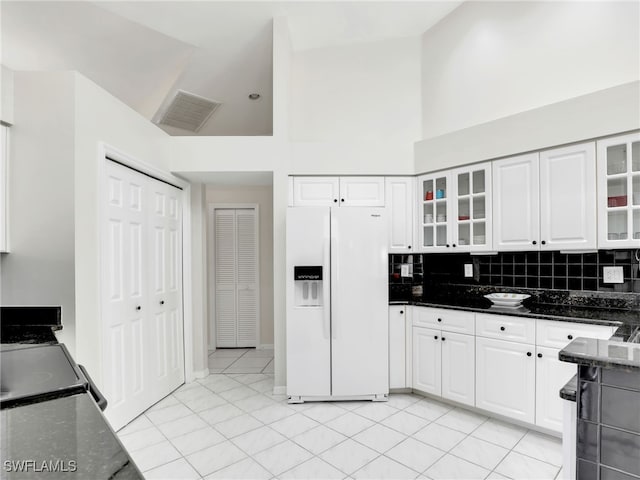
[286,207,331,397]
[331,207,389,397]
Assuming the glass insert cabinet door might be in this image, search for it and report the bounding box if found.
[420,173,451,250]
[452,162,492,251]
[597,132,640,249]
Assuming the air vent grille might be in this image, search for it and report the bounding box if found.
[157,90,221,133]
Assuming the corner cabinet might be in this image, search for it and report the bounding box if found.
[493,142,597,251]
[385,177,414,252]
[389,306,408,389]
[596,132,640,249]
[290,176,384,207]
[417,162,492,252]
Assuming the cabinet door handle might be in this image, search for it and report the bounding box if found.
[399,310,404,315]
[446,244,450,248]
[526,352,532,357]
[408,246,412,250]
[452,244,457,248]
[160,300,165,305]
[537,353,543,358]
[341,198,345,202]
[434,335,438,340]
[541,240,547,245]
[441,337,446,341]
[136,306,141,311]
[567,334,573,340]
[333,199,338,203]
[532,240,537,245]
[500,326,505,331]
[437,318,442,322]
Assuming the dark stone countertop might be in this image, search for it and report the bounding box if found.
[1,393,143,479]
[560,374,577,402]
[559,337,640,371]
[1,326,59,345]
[391,299,632,329]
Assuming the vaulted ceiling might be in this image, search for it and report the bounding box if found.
[1,1,461,136]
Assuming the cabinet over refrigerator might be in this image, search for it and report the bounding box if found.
[286,207,389,402]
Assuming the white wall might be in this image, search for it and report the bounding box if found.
[190,183,209,377]
[290,36,421,174]
[421,1,640,139]
[205,185,274,347]
[0,72,76,351]
[0,65,14,124]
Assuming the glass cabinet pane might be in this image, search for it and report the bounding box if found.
[423,179,434,200]
[423,203,434,224]
[608,211,628,240]
[633,142,640,172]
[436,202,447,223]
[472,170,485,194]
[424,226,434,247]
[436,225,447,246]
[473,222,486,245]
[458,224,470,246]
[458,173,470,196]
[472,196,486,219]
[458,198,470,220]
[633,210,640,240]
[633,175,640,206]
[607,178,628,206]
[607,144,627,175]
[435,177,447,199]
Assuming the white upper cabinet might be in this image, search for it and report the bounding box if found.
[339,177,385,206]
[290,176,384,207]
[292,177,340,206]
[493,153,540,251]
[451,162,492,252]
[418,171,452,252]
[596,132,640,249]
[539,142,596,250]
[493,143,596,251]
[385,177,414,252]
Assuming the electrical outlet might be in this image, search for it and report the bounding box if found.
[603,266,624,284]
[464,264,473,278]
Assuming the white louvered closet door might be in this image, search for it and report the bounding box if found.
[215,208,258,348]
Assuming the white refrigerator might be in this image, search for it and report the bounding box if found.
[286,207,389,402]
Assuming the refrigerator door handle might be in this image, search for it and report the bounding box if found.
[331,217,338,340]
[323,236,331,339]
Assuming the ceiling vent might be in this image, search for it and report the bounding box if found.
[155,90,221,133]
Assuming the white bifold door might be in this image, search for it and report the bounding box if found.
[102,160,184,430]
[214,208,258,348]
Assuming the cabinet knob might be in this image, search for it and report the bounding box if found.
[452,244,457,248]
[441,337,446,341]
[160,300,165,305]
[537,353,543,358]
[541,240,547,245]
[136,306,141,311]
[567,334,573,340]
[437,318,442,322]
[399,310,404,314]
[500,326,505,331]
[526,352,532,357]
[434,335,438,340]
[446,244,450,248]
[341,198,345,202]
[408,246,412,250]
[532,240,537,245]
[333,199,338,203]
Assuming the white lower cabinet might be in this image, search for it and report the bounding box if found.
[475,336,536,424]
[413,326,441,395]
[441,331,475,406]
[389,306,408,389]
[535,346,577,432]
[413,326,475,406]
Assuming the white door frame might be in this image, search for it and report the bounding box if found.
[207,203,260,351]
[97,142,196,383]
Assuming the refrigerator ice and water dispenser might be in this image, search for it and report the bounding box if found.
[294,266,323,307]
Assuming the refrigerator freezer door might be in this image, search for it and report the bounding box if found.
[286,207,331,397]
[331,208,389,397]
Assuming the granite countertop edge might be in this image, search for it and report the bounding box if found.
[389,300,625,327]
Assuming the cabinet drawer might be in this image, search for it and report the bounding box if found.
[413,307,474,335]
[536,320,615,349]
[476,313,535,345]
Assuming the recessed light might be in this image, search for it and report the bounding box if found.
[248,93,261,100]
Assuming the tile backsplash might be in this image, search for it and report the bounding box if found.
[390,249,640,295]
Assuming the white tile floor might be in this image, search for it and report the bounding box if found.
[117,372,565,480]
[208,348,274,374]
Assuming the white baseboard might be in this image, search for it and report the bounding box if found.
[193,368,210,379]
[273,386,286,395]
[258,344,274,350]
